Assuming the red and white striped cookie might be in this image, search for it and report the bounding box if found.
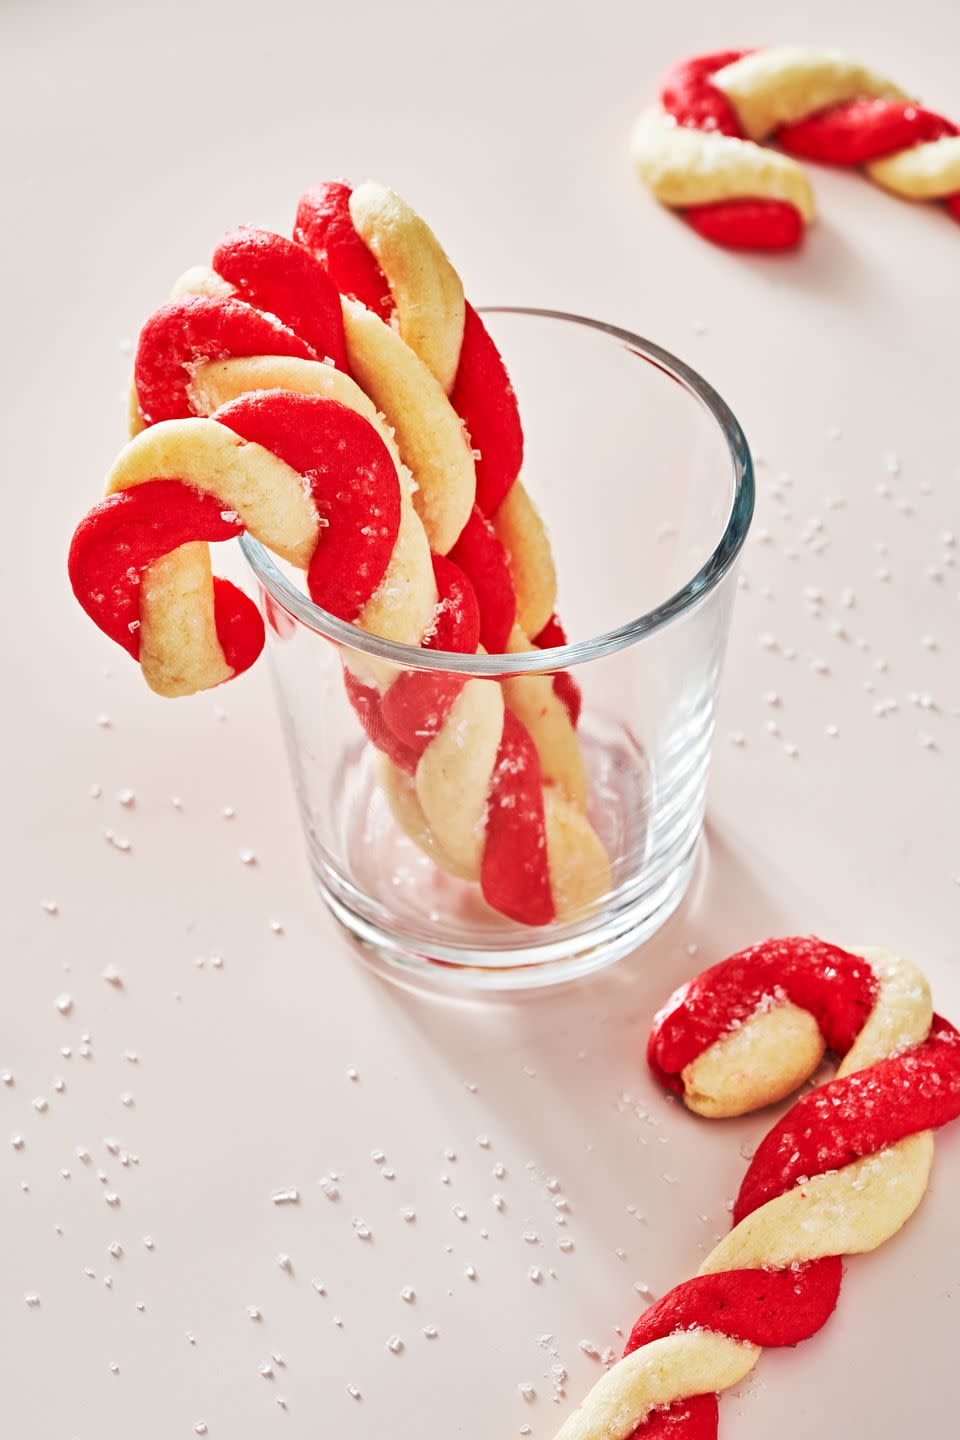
[130,215,587,806]
[69,387,609,924]
[555,936,960,1437]
[632,47,960,249]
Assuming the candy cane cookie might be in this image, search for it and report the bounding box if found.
[70,384,609,923]
[632,48,960,249]
[129,208,588,806]
[555,936,960,1437]
[294,182,557,647]
[294,182,588,803]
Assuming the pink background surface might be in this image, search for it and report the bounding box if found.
[3,1,959,1435]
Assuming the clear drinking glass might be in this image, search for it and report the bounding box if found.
[240,310,753,988]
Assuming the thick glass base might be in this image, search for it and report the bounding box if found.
[313,835,700,992]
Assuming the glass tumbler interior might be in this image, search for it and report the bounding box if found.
[241,310,753,988]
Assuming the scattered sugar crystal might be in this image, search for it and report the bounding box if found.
[464,1264,477,1280]
[346,1385,360,1399]
[247,1306,261,1320]
[386,1335,403,1354]
[272,1188,299,1205]
[519,1383,535,1400]
[423,1324,438,1338]
[56,993,73,1015]
[528,1267,543,1283]
[33,1097,48,1113]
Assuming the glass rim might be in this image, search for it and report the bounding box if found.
[240,306,754,676]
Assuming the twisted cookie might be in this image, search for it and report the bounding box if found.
[70,388,607,922]
[555,936,960,1437]
[293,182,586,784]
[131,203,587,804]
[632,47,960,248]
[295,181,559,653]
